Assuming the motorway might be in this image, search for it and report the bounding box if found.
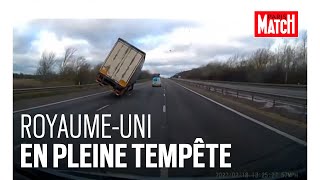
[13,79,307,179]
[177,79,307,98]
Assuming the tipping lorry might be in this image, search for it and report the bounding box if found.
[96,38,146,96]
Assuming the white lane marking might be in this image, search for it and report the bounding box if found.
[14,91,110,113]
[112,127,119,130]
[173,81,307,147]
[96,104,110,112]
[163,105,166,113]
[163,93,165,97]
[160,167,168,177]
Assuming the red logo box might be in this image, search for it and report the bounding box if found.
[254,11,298,37]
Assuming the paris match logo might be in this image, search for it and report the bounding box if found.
[254,11,298,37]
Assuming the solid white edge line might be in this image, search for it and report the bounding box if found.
[96,104,110,112]
[173,81,307,147]
[14,91,109,113]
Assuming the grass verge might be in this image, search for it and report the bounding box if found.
[14,79,151,101]
[175,80,307,129]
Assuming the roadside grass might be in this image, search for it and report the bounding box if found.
[13,79,151,101]
[13,85,109,101]
[175,80,307,129]
[13,79,80,89]
[14,78,151,89]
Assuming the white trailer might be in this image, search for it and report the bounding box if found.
[96,38,146,96]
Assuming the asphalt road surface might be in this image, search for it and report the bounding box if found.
[13,79,307,179]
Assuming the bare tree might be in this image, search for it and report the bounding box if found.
[77,62,92,84]
[93,63,103,73]
[36,52,57,80]
[60,47,77,76]
[71,56,92,84]
[73,56,86,71]
[251,48,271,70]
[175,37,306,84]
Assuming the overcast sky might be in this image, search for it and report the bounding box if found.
[13,19,306,77]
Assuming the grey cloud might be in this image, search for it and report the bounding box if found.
[13,19,280,76]
[144,36,278,76]
[13,55,39,74]
[13,19,200,74]
[27,19,199,50]
[144,56,215,77]
[146,33,304,77]
[168,36,275,61]
[193,45,240,58]
[170,44,192,52]
[235,36,275,50]
[143,64,197,77]
[145,58,207,67]
[13,31,35,54]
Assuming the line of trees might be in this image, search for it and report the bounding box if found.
[34,47,100,84]
[173,34,307,84]
[33,47,151,84]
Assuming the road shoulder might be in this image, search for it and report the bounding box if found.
[172,79,307,142]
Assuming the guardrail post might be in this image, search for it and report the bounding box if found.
[181,80,306,112]
[273,99,276,107]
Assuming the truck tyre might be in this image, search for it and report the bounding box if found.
[128,84,134,91]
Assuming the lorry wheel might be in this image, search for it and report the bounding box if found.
[128,84,134,91]
[114,88,126,96]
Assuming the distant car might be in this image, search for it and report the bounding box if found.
[152,77,161,87]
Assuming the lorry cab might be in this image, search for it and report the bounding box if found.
[152,77,161,87]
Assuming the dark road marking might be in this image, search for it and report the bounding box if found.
[14,143,22,151]
[160,167,168,177]
[14,91,110,113]
[173,81,307,147]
